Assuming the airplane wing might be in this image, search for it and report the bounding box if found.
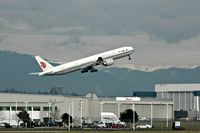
[81,57,104,73]
[81,57,115,73]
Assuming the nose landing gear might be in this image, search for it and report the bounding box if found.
[128,55,131,60]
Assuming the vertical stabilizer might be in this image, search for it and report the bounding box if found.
[35,56,54,71]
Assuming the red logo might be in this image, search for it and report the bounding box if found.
[40,62,46,69]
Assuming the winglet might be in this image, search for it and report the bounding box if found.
[35,56,54,71]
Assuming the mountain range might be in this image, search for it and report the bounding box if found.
[1,51,200,96]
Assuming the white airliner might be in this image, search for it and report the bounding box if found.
[31,46,135,76]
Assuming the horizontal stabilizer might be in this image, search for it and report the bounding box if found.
[29,72,40,75]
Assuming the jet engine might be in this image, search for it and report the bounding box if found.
[103,58,114,66]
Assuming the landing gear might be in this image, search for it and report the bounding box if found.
[81,69,88,73]
[81,66,98,73]
[90,69,98,72]
[128,55,131,60]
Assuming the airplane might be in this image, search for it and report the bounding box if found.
[31,46,135,76]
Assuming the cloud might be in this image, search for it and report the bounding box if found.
[0,0,200,42]
[0,32,200,67]
[0,0,200,67]
[0,17,31,32]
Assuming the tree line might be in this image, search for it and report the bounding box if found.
[0,88,81,96]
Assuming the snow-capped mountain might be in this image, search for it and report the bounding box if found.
[1,50,200,96]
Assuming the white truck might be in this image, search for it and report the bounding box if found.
[101,112,126,127]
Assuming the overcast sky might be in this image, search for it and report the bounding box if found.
[0,0,200,68]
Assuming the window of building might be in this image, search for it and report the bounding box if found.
[17,106,26,111]
[27,107,32,111]
[0,106,10,111]
[11,106,16,111]
[43,107,52,111]
[33,106,40,111]
[12,106,32,111]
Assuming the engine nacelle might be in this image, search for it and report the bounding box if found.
[103,58,114,66]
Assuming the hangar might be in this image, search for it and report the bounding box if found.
[155,84,200,111]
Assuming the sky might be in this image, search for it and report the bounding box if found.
[0,0,200,69]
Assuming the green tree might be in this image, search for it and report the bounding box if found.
[17,110,31,127]
[120,109,139,123]
[61,113,73,125]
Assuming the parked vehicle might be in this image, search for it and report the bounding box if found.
[101,112,126,128]
[96,122,106,128]
[138,117,149,121]
[0,123,12,128]
[111,124,119,128]
[136,124,152,129]
[172,121,183,130]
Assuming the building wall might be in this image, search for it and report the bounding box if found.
[99,102,173,120]
[88,100,100,121]
[0,93,173,125]
[157,92,194,111]
[155,84,200,111]
[155,84,200,92]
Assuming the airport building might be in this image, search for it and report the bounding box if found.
[2,83,200,126]
[0,92,173,126]
[155,84,200,111]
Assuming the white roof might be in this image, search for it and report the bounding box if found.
[116,97,140,101]
[155,84,200,92]
[101,112,116,116]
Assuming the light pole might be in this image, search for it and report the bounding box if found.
[166,104,168,127]
[48,101,52,124]
[24,101,28,111]
[9,104,11,125]
[132,103,135,131]
[15,101,18,127]
[68,104,71,131]
[151,103,153,127]
[71,99,74,127]
[79,98,83,128]
[100,102,103,122]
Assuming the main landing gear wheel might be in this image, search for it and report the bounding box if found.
[90,69,98,72]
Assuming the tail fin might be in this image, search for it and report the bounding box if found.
[35,56,54,71]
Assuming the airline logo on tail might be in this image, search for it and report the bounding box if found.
[40,62,46,69]
[34,56,54,72]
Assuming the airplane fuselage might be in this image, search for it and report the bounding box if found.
[33,47,135,76]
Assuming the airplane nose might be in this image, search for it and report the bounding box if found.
[131,47,136,52]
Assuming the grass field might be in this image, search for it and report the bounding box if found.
[1,128,200,133]
[0,131,200,133]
